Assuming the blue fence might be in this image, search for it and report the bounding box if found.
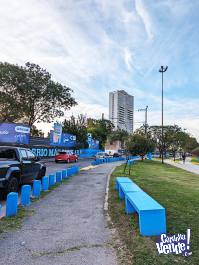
[79,148,102,158]
[0,165,80,218]
[91,155,141,166]
[91,157,126,165]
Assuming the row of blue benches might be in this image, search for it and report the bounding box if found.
[0,165,80,218]
[115,177,166,236]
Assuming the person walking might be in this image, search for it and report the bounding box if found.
[182,152,186,164]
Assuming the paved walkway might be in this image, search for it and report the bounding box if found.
[0,163,120,265]
[165,158,199,175]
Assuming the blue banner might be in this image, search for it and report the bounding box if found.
[50,131,76,147]
[0,123,30,144]
[52,123,62,145]
[87,133,99,149]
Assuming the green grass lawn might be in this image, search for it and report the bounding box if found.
[108,160,199,265]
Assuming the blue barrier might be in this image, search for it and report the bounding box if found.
[56,171,62,183]
[3,162,81,220]
[32,180,41,198]
[147,152,152,160]
[42,176,49,191]
[62,170,67,179]
[49,174,55,186]
[6,192,18,217]
[21,185,31,206]
[67,168,72,177]
[91,156,126,166]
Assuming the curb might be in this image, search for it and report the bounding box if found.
[104,161,125,211]
[104,167,115,211]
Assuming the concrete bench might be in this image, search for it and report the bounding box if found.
[118,182,141,200]
[125,192,166,236]
[115,177,132,190]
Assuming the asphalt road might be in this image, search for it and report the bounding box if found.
[0,162,120,265]
[45,158,93,175]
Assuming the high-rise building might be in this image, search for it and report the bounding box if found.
[109,90,134,133]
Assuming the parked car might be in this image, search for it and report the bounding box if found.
[118,149,127,156]
[113,152,120,157]
[0,146,46,194]
[95,152,110,159]
[55,151,78,163]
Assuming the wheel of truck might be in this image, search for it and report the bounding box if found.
[7,177,19,194]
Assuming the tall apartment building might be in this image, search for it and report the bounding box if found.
[109,90,134,133]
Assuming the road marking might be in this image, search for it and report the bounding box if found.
[80,165,98,171]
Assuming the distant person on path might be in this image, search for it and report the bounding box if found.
[182,152,186,164]
[173,151,176,161]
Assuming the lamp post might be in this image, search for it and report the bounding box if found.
[138,106,148,135]
[159,65,168,164]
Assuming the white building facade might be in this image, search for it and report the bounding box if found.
[109,90,134,134]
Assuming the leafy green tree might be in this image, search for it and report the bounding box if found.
[87,118,114,148]
[30,125,44,137]
[126,134,155,160]
[183,136,198,153]
[0,63,26,123]
[136,125,198,157]
[192,147,199,156]
[108,129,129,148]
[62,115,88,149]
[0,62,77,127]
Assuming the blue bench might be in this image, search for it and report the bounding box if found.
[125,192,166,236]
[127,159,135,166]
[115,177,132,190]
[118,182,141,200]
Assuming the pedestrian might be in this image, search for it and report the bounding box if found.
[173,151,176,162]
[182,152,186,164]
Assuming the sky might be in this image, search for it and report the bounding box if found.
[0,0,198,139]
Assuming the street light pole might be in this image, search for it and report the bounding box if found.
[159,65,168,164]
[145,105,148,135]
[138,106,148,135]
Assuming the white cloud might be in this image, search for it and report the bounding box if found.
[123,47,133,70]
[0,0,198,141]
[135,0,154,40]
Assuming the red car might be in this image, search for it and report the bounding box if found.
[55,151,78,163]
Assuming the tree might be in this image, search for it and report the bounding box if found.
[126,134,155,160]
[183,136,198,153]
[192,147,199,156]
[0,62,77,127]
[87,118,114,148]
[108,129,129,149]
[30,125,44,137]
[62,115,88,149]
[136,125,198,157]
[0,63,26,123]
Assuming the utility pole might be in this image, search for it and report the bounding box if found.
[159,65,168,164]
[138,106,148,135]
